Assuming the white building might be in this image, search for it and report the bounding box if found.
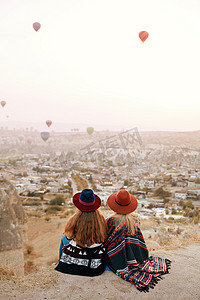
[174,191,187,200]
[153,208,166,218]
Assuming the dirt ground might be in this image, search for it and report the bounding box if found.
[0,216,200,300]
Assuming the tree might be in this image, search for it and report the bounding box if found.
[88,175,93,183]
[172,208,177,215]
[67,180,72,187]
[195,178,200,184]
[178,200,184,207]
[124,180,129,186]
[154,187,171,199]
[185,200,194,210]
[147,203,154,209]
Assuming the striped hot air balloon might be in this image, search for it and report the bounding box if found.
[139,31,149,43]
[40,131,50,141]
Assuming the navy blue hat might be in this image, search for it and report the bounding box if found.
[73,189,101,212]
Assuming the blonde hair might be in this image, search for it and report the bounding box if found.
[64,209,107,247]
[111,212,139,235]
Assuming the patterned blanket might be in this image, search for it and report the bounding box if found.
[105,217,171,292]
[55,239,107,277]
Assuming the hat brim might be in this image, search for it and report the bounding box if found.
[107,192,138,214]
[73,192,101,212]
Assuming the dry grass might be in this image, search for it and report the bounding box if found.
[25,210,42,218]
[0,266,15,280]
[24,261,38,275]
[150,224,200,250]
[59,208,75,218]
[46,257,58,266]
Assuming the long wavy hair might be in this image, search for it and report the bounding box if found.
[64,209,107,247]
[111,212,140,235]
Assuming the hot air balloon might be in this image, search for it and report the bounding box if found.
[87,127,94,135]
[46,120,52,128]
[33,22,41,32]
[1,101,6,108]
[18,134,24,142]
[27,137,32,145]
[139,31,149,43]
[40,131,50,141]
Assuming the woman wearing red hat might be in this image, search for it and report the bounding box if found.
[55,189,107,276]
[105,190,171,292]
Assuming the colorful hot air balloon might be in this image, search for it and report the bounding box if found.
[1,101,6,107]
[40,131,50,141]
[46,120,52,128]
[87,127,94,135]
[33,22,41,32]
[139,31,149,43]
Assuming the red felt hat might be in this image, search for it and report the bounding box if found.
[107,190,138,215]
[73,189,101,212]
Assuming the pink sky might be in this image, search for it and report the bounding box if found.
[0,0,200,131]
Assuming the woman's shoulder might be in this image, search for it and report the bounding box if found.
[61,235,70,242]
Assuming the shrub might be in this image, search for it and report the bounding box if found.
[22,201,41,206]
[26,244,34,255]
[24,260,37,274]
[45,206,63,214]
[172,208,177,215]
[49,195,65,206]
[147,203,154,209]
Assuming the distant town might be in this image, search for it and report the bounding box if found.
[0,128,200,224]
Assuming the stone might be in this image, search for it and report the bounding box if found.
[0,181,27,276]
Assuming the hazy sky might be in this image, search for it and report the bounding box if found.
[0,0,200,131]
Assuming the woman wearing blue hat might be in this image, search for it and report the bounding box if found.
[55,189,108,276]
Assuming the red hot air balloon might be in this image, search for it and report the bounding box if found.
[46,120,52,128]
[139,31,149,43]
[33,22,41,32]
[1,101,6,108]
[27,137,32,145]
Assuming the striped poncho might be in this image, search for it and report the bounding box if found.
[105,217,171,292]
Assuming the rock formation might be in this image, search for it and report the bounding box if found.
[0,180,27,276]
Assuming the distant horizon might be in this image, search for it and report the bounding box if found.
[0,120,199,133]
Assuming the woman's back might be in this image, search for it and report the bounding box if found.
[55,189,108,277]
[106,190,171,292]
[106,215,149,271]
